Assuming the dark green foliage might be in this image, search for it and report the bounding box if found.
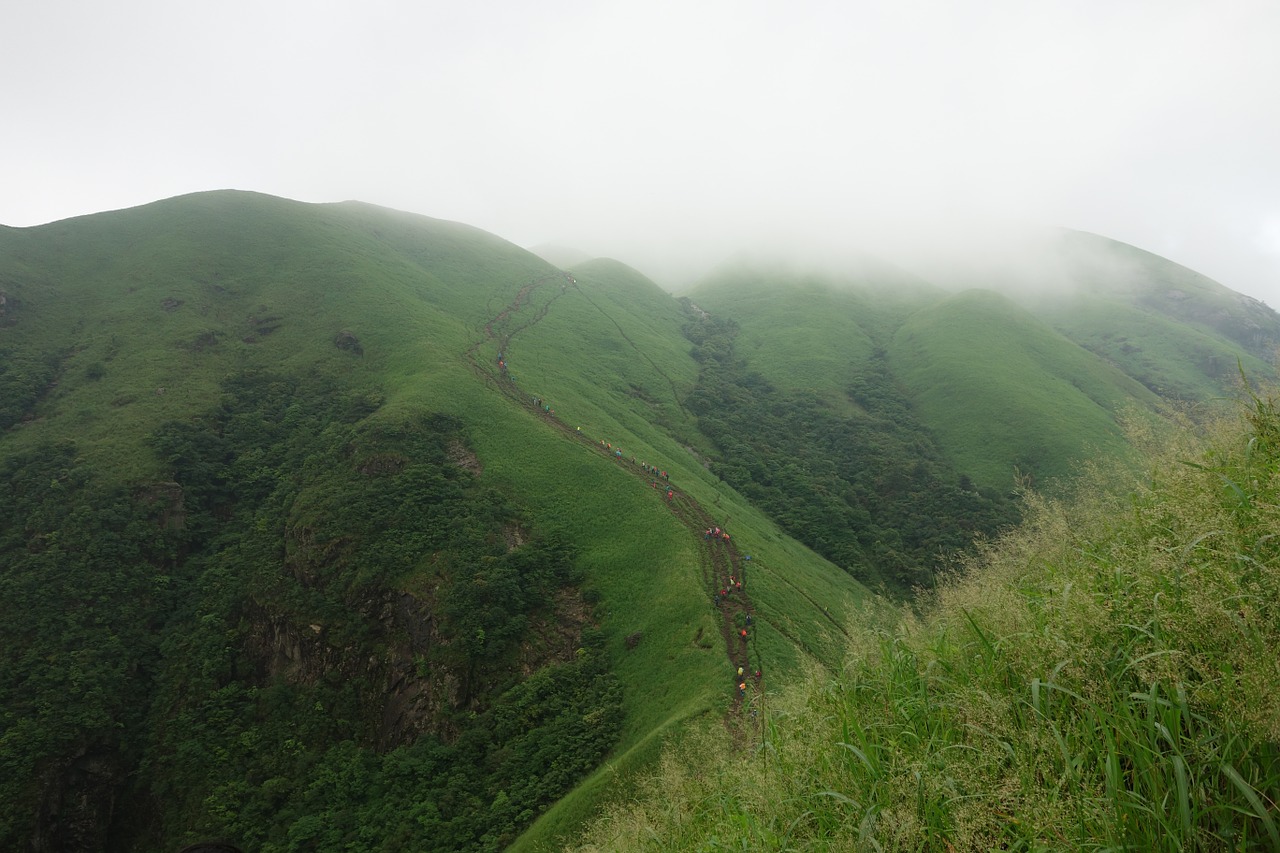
[0,346,60,430]
[225,638,622,853]
[0,367,621,851]
[0,442,182,847]
[685,315,1019,590]
[128,371,619,850]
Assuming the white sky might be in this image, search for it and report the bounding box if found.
[3,0,1279,302]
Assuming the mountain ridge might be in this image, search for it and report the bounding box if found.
[1,190,1275,851]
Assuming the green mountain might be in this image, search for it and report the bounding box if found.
[573,389,1280,852]
[886,288,1158,490]
[1009,229,1280,403]
[1,192,1275,852]
[0,192,860,852]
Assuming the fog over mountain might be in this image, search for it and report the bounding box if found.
[3,0,1278,303]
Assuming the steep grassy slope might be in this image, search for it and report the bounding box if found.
[1036,295,1270,401]
[685,245,1278,497]
[688,259,942,406]
[0,191,547,478]
[0,192,865,852]
[1002,230,1280,402]
[888,288,1160,490]
[1053,230,1280,356]
[676,266,1028,590]
[572,395,1280,852]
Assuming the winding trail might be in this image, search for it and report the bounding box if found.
[465,272,764,728]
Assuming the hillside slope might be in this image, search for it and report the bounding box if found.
[686,246,1276,494]
[887,288,1159,490]
[0,192,864,852]
[4,193,1273,851]
[572,393,1280,852]
[976,229,1280,403]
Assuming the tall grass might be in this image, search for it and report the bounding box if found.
[572,396,1280,851]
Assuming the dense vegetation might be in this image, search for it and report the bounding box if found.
[573,393,1280,851]
[683,311,1019,591]
[0,345,60,430]
[0,440,180,848]
[1,370,623,852]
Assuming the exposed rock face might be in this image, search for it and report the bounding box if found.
[334,329,364,355]
[135,481,186,530]
[445,439,482,475]
[243,567,590,751]
[33,749,119,853]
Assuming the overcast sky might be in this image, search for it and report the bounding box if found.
[4,0,1279,302]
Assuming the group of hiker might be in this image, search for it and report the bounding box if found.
[735,664,763,697]
[497,353,519,386]
[705,524,763,703]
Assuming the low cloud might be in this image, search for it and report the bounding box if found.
[2,0,1277,303]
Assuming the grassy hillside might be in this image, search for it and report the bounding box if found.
[687,259,942,407]
[0,192,865,852]
[686,246,1277,497]
[1035,295,1270,402]
[6,193,1274,851]
[571,392,1280,852]
[888,288,1160,490]
[1052,230,1280,358]
[0,191,548,478]
[1003,229,1280,403]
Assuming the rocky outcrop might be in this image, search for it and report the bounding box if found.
[243,580,591,752]
[134,481,186,530]
[33,748,119,853]
[334,329,363,355]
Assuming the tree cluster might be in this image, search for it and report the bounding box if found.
[684,315,1019,591]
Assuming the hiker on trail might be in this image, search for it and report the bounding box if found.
[714,527,721,537]
[740,628,748,640]
[736,579,742,591]
[744,554,752,561]
[713,593,719,605]
[720,587,728,598]
[705,528,712,539]
[666,489,673,500]
[737,665,744,677]
[754,668,762,681]
[738,681,747,697]
[723,532,731,542]
[745,614,752,626]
